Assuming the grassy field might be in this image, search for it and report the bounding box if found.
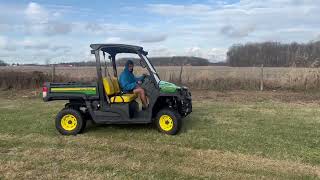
[0,90,319,179]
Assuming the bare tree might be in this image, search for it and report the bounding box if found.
[0,60,7,66]
[227,41,320,67]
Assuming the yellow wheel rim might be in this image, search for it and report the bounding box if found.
[61,114,77,131]
[159,115,174,131]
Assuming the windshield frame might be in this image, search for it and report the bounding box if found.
[137,52,161,84]
[141,54,156,73]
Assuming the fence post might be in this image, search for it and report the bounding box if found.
[260,64,264,91]
[52,64,55,82]
[179,63,184,84]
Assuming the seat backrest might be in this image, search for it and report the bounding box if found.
[111,77,121,94]
[103,77,115,96]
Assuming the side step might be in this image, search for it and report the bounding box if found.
[93,110,152,124]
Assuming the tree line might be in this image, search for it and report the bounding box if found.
[117,56,211,66]
[56,56,212,67]
[0,56,216,67]
[0,60,7,66]
[227,41,320,67]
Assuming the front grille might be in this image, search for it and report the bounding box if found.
[178,88,192,116]
[180,88,191,98]
[180,99,192,116]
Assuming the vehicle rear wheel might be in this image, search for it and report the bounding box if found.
[55,108,85,135]
[156,108,181,135]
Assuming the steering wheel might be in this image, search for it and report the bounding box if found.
[141,75,153,92]
[142,74,150,84]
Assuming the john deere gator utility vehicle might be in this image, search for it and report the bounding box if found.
[43,44,192,135]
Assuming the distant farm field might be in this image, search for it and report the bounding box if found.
[0,90,319,179]
[2,66,320,91]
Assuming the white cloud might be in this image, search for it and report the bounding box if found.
[0,36,16,51]
[143,46,226,62]
[25,2,49,23]
[148,47,176,57]
[313,34,320,42]
[0,36,7,48]
[106,37,122,43]
[51,45,71,52]
[0,24,11,32]
[147,4,212,16]
[52,12,62,18]
[20,39,49,50]
[84,23,137,35]
[185,47,226,62]
[24,2,72,36]
[140,34,167,43]
[186,47,202,57]
[220,24,255,38]
[208,48,227,62]
[44,21,72,36]
[85,22,167,43]
[0,37,72,54]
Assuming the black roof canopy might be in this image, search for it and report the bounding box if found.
[90,44,147,55]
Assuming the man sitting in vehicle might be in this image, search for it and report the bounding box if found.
[119,60,148,110]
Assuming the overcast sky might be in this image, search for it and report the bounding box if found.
[0,0,319,64]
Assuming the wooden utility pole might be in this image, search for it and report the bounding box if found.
[52,64,55,82]
[179,58,186,84]
[260,64,264,91]
[179,64,183,84]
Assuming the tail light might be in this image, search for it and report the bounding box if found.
[42,85,48,98]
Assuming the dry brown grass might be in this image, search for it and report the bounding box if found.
[0,71,68,90]
[0,71,51,89]
[2,66,320,91]
[0,133,319,179]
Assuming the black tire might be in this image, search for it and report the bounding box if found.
[155,108,182,135]
[55,108,85,135]
[79,118,87,134]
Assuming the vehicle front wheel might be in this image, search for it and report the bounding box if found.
[55,108,85,135]
[156,109,182,135]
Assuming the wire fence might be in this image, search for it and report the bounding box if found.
[2,66,320,91]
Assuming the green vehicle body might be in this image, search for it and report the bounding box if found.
[159,81,181,93]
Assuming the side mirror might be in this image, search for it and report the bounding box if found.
[140,59,147,68]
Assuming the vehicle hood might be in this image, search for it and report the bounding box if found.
[159,81,180,93]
